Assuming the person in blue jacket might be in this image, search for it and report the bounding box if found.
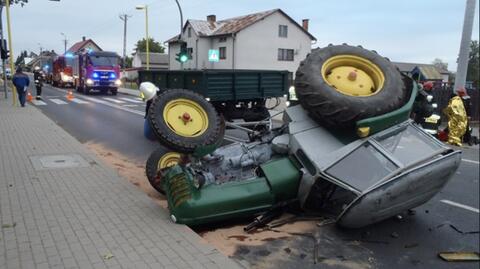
[12,67,30,107]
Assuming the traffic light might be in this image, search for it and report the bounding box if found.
[175,42,189,63]
[0,39,9,60]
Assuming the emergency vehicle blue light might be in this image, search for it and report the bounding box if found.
[92,72,99,79]
[109,73,116,79]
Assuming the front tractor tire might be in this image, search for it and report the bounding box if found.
[146,147,182,194]
[148,89,224,153]
[295,44,408,129]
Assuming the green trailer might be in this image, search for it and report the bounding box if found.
[138,69,290,103]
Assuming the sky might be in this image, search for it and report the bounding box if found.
[4,0,480,72]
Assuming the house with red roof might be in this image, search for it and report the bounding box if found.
[167,9,316,76]
[66,36,102,54]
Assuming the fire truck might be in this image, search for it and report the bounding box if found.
[73,51,121,95]
[52,54,75,88]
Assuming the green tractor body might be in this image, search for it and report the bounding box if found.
[164,158,301,225]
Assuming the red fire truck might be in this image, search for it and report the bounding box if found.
[73,51,121,95]
[52,54,75,88]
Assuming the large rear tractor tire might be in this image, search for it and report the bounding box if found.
[146,147,182,194]
[295,44,408,129]
[148,89,224,153]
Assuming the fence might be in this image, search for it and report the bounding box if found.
[432,87,479,122]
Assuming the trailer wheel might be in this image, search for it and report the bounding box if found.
[146,147,182,194]
[295,45,408,129]
[148,89,224,153]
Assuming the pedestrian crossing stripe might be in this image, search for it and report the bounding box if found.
[49,99,68,105]
[103,97,125,104]
[70,98,90,104]
[31,100,47,106]
[118,97,143,103]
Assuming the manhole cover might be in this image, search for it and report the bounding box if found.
[30,154,90,170]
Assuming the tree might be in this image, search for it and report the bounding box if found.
[14,50,27,66]
[120,56,133,68]
[133,38,165,53]
[467,40,479,89]
[432,58,448,71]
[0,0,29,7]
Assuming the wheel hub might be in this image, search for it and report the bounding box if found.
[158,152,181,169]
[163,98,209,137]
[321,55,385,97]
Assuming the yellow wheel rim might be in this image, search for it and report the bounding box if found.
[163,98,209,137]
[157,152,181,170]
[321,55,385,97]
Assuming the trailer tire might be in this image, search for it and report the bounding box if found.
[148,89,224,153]
[295,45,408,129]
[146,147,182,194]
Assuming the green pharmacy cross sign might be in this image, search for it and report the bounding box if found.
[208,49,219,62]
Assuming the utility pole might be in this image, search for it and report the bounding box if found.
[454,0,477,92]
[5,0,16,105]
[0,4,8,99]
[61,32,67,53]
[119,13,131,76]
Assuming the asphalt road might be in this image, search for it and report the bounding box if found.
[30,82,479,268]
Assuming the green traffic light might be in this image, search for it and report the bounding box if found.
[180,54,189,63]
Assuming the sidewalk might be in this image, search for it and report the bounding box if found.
[0,98,242,268]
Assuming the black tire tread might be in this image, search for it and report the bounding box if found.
[295,44,408,129]
[148,89,224,153]
[145,147,176,194]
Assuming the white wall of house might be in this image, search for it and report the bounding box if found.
[441,73,449,83]
[169,11,313,75]
[234,12,312,75]
[132,54,142,68]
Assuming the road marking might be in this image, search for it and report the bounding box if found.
[31,100,47,106]
[118,97,143,103]
[70,98,90,104]
[47,85,145,117]
[49,98,68,105]
[103,97,125,104]
[462,159,479,165]
[440,200,479,213]
[79,95,144,116]
[122,104,138,107]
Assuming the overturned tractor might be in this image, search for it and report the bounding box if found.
[144,45,461,228]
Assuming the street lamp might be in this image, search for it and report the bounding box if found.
[136,4,149,70]
[61,32,67,53]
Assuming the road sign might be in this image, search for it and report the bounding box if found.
[208,49,219,62]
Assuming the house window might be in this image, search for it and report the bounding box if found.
[278,25,288,38]
[187,48,193,59]
[188,27,192,38]
[278,48,294,61]
[219,37,227,43]
[219,47,226,60]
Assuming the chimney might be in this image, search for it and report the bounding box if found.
[302,19,309,31]
[207,15,216,23]
[82,36,86,41]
